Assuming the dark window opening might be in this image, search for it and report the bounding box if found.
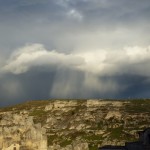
[148,134,150,144]
[14,147,16,150]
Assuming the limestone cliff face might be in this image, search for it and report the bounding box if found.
[0,99,150,150]
[0,111,47,150]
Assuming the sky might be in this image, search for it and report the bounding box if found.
[0,0,150,106]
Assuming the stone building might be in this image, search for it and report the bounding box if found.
[99,128,150,150]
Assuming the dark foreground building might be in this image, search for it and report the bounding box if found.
[99,128,150,150]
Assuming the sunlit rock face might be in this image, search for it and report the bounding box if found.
[0,112,47,150]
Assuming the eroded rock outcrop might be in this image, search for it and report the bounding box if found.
[0,112,47,150]
[0,99,150,150]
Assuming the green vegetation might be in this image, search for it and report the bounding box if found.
[29,109,49,124]
[47,135,58,145]
[89,144,98,150]
[125,99,150,114]
[84,135,103,141]
[29,109,46,116]
[1,99,150,149]
[60,140,72,147]
[108,126,123,139]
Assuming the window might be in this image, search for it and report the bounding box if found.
[148,134,150,144]
[14,147,16,150]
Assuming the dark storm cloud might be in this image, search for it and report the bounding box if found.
[2,69,150,107]
[99,75,150,99]
[1,44,150,107]
[0,0,149,53]
[0,70,56,106]
[0,0,150,106]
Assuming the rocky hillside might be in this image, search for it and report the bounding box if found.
[0,99,150,150]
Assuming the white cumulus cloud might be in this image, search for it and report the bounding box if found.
[2,44,150,78]
[2,43,84,74]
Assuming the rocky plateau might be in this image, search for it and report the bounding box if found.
[0,99,150,150]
